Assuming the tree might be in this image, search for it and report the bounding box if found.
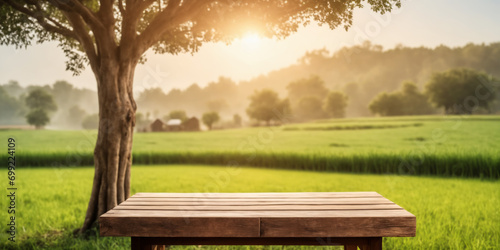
[25,88,57,112]
[324,91,349,118]
[368,92,404,116]
[425,68,498,114]
[294,96,326,121]
[202,112,220,130]
[247,89,289,125]
[0,86,24,124]
[399,81,434,115]
[369,81,433,116]
[0,0,401,232]
[287,75,329,106]
[26,108,50,129]
[167,110,187,122]
[24,89,57,128]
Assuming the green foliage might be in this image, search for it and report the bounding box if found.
[286,75,328,106]
[324,91,349,118]
[425,68,498,114]
[26,108,50,129]
[82,114,99,130]
[0,1,401,76]
[0,85,24,124]
[202,111,220,130]
[25,88,57,112]
[369,81,433,116]
[2,165,498,249]
[247,89,289,125]
[294,96,326,121]
[24,88,57,128]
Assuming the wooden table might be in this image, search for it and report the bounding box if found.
[100,192,416,250]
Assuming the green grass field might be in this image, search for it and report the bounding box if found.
[1,115,499,249]
[1,165,499,249]
[2,115,499,178]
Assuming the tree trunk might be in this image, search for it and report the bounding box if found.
[79,58,137,233]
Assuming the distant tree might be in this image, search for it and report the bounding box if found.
[202,112,220,130]
[233,114,242,127]
[247,89,288,126]
[167,110,188,122]
[369,81,433,116]
[25,89,57,112]
[68,105,87,128]
[399,81,434,115]
[287,75,329,105]
[425,68,498,114]
[26,108,50,129]
[294,96,326,121]
[0,86,24,124]
[82,114,99,130]
[24,89,57,128]
[2,80,24,97]
[369,93,404,116]
[324,91,349,118]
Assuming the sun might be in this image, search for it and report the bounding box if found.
[241,32,261,46]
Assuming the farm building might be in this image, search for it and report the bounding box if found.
[183,117,200,131]
[150,119,165,132]
[147,117,201,132]
[165,119,182,131]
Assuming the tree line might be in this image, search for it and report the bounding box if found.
[1,42,499,128]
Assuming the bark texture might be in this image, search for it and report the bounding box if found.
[79,57,137,233]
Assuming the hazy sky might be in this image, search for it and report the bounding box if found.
[1,0,499,93]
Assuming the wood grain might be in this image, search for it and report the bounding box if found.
[100,192,416,239]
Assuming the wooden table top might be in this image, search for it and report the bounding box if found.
[100,192,416,238]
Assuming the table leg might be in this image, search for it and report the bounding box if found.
[359,237,382,250]
[344,245,358,250]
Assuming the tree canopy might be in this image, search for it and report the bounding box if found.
[369,81,433,116]
[247,89,290,125]
[324,91,349,118]
[425,68,498,114]
[202,111,220,130]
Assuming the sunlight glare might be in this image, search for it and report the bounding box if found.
[241,32,261,47]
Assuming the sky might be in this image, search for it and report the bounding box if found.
[1,0,500,93]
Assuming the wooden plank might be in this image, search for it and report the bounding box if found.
[102,209,415,218]
[100,217,260,237]
[130,237,372,246]
[113,204,404,211]
[121,201,395,206]
[132,192,383,198]
[260,217,416,237]
[125,197,394,204]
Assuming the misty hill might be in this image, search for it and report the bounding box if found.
[2,41,499,128]
[138,41,500,118]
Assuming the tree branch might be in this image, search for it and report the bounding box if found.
[3,0,77,39]
[135,0,212,57]
[61,10,100,73]
[48,0,104,32]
